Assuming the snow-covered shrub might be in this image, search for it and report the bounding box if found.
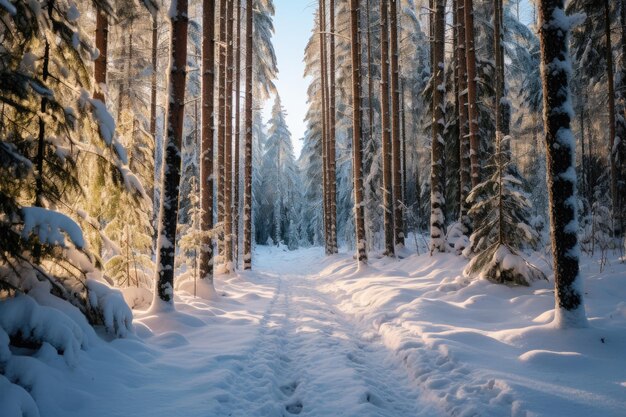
[86,278,134,338]
[579,201,615,256]
[464,137,546,285]
[446,221,469,255]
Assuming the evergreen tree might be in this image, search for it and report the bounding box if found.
[464,138,545,285]
[258,96,301,248]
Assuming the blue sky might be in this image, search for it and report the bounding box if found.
[263,0,316,159]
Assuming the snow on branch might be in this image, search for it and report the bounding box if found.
[86,279,133,338]
[0,0,17,15]
[21,207,85,249]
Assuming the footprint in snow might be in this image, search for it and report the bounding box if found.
[285,401,303,415]
[280,381,298,396]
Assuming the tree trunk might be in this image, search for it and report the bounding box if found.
[390,0,404,248]
[400,80,408,238]
[328,0,338,254]
[153,0,189,307]
[494,0,505,148]
[94,8,108,103]
[619,0,626,234]
[200,0,216,284]
[234,0,242,266]
[218,0,227,254]
[604,0,618,227]
[430,0,445,254]
[496,0,510,139]
[224,0,235,272]
[538,0,586,327]
[150,12,158,143]
[319,0,330,255]
[457,0,471,232]
[349,0,368,264]
[464,0,480,188]
[243,0,253,270]
[380,0,394,257]
[366,0,374,156]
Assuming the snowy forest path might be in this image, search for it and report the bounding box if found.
[205,249,436,417]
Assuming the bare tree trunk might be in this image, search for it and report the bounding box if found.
[218,0,227,258]
[328,0,338,254]
[366,0,374,154]
[200,0,216,284]
[224,0,235,272]
[538,0,586,327]
[494,0,504,145]
[153,0,189,306]
[390,0,404,248]
[380,0,394,257]
[430,0,446,254]
[150,12,158,142]
[457,0,471,232]
[94,8,108,102]
[243,0,253,270]
[36,41,50,211]
[464,0,480,188]
[619,0,626,234]
[116,31,127,123]
[579,101,587,202]
[400,80,408,237]
[349,0,368,264]
[234,0,242,267]
[319,0,330,255]
[604,0,618,227]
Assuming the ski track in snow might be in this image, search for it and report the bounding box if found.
[208,270,434,417]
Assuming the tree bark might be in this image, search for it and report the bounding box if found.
[366,0,374,157]
[619,0,626,234]
[604,0,618,227]
[538,0,586,327]
[200,0,216,283]
[390,0,404,247]
[494,0,505,148]
[464,0,480,188]
[243,0,253,270]
[94,8,108,102]
[319,0,330,255]
[349,0,368,264]
[150,13,158,141]
[234,0,242,266]
[380,0,394,257]
[328,0,338,254]
[430,0,446,254]
[218,0,227,252]
[456,0,471,232]
[153,0,189,306]
[224,0,235,272]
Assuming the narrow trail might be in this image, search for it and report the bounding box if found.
[206,251,441,417]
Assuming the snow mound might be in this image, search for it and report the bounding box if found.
[0,295,84,366]
[0,374,39,417]
[518,349,584,366]
[121,286,153,310]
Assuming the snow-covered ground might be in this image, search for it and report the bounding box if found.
[2,245,625,417]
